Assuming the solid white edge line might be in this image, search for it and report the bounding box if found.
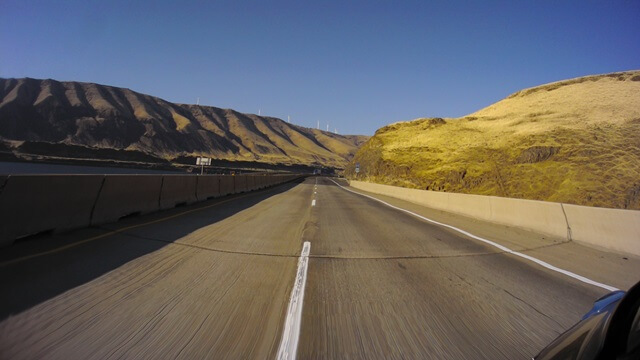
[311,199,316,207]
[329,179,618,292]
[277,241,311,360]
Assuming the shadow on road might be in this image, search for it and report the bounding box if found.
[0,178,305,320]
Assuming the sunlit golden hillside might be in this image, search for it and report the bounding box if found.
[346,71,640,209]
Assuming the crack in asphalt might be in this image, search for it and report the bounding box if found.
[502,289,565,331]
[107,227,573,262]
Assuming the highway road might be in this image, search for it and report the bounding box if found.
[1,177,639,359]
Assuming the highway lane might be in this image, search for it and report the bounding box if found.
[0,179,311,359]
[298,178,611,359]
[1,176,638,359]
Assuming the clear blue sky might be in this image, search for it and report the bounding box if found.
[1,1,639,135]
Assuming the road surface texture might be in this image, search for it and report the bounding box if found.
[1,177,639,359]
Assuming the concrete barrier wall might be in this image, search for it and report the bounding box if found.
[196,176,220,200]
[234,175,248,193]
[219,176,235,196]
[91,175,164,225]
[487,196,568,239]
[246,175,256,191]
[256,175,266,189]
[563,204,640,255]
[348,180,640,256]
[0,173,304,246]
[160,175,198,210]
[0,175,104,246]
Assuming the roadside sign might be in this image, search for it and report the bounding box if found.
[196,157,211,166]
[196,157,211,175]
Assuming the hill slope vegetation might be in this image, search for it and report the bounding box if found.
[0,78,368,169]
[346,71,640,209]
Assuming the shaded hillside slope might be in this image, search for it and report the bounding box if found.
[0,78,368,168]
[346,71,640,209]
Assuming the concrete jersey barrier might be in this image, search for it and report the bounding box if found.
[196,176,221,200]
[219,176,235,196]
[0,175,104,246]
[246,175,256,191]
[0,173,305,247]
[234,175,248,193]
[347,180,640,256]
[254,175,266,189]
[562,204,640,256]
[159,175,198,210]
[91,175,164,225]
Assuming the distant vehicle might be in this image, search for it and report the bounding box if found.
[534,280,640,359]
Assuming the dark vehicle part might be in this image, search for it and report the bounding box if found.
[534,280,640,360]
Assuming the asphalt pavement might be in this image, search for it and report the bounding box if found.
[1,177,638,359]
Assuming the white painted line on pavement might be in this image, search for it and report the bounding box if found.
[311,199,316,207]
[277,241,311,360]
[329,179,618,292]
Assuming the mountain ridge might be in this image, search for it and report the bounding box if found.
[0,77,368,169]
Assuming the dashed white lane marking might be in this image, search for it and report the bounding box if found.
[329,179,618,292]
[311,199,316,207]
[276,241,311,360]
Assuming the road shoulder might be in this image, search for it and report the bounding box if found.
[336,179,640,290]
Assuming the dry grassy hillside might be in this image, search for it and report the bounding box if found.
[0,78,368,169]
[346,71,640,209]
